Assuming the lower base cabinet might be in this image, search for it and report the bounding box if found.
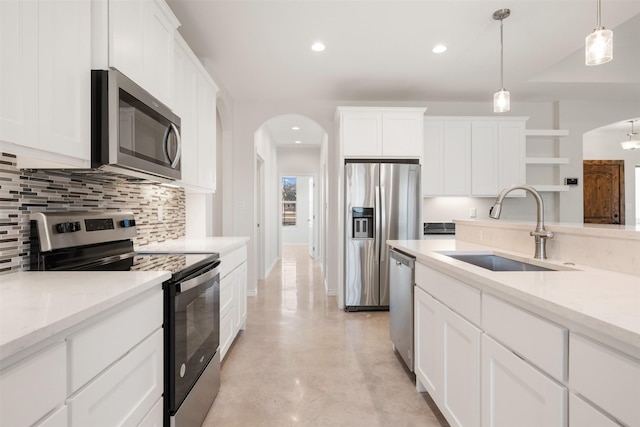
[219,245,248,361]
[569,393,619,427]
[414,286,481,427]
[482,334,566,427]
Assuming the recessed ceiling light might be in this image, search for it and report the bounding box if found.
[292,126,300,130]
[295,140,302,144]
[311,42,325,52]
[432,44,447,54]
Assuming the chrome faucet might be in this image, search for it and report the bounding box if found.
[489,184,554,260]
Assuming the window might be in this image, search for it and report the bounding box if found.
[282,177,297,226]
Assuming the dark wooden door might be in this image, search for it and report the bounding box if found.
[583,160,625,224]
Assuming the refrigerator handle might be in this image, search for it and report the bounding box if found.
[375,185,381,263]
[380,185,386,262]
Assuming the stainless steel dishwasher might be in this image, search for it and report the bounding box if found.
[389,248,416,371]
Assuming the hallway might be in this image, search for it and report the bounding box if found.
[202,245,447,427]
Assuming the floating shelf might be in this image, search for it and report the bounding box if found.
[525,129,569,137]
[530,185,570,192]
[525,157,570,165]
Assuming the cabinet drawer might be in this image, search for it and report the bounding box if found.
[482,335,566,427]
[221,246,247,278]
[569,393,620,427]
[67,328,163,427]
[0,342,66,427]
[483,294,567,381]
[415,263,481,326]
[35,405,67,427]
[67,288,162,392]
[570,333,640,427]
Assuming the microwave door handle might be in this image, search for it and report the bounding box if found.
[163,123,182,168]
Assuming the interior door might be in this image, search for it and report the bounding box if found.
[583,160,625,224]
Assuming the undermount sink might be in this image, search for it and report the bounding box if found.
[437,251,574,272]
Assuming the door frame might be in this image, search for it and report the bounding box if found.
[279,173,318,258]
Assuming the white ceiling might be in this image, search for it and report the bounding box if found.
[166,0,640,144]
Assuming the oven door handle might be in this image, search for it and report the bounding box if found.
[179,265,220,293]
[66,252,137,271]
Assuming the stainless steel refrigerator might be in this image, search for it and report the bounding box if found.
[344,160,421,311]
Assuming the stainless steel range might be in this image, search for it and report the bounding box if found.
[30,211,220,427]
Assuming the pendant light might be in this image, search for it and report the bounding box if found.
[620,120,640,150]
[585,0,613,65]
[493,9,510,113]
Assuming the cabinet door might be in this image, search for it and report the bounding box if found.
[109,0,145,84]
[67,329,163,427]
[382,111,423,157]
[482,335,566,427]
[569,394,620,427]
[443,121,471,196]
[144,0,176,107]
[422,120,444,196]
[235,262,248,331]
[174,38,199,188]
[471,121,499,196]
[441,305,481,427]
[197,71,217,191]
[38,0,91,162]
[0,0,38,148]
[498,120,525,195]
[341,111,382,157]
[414,286,441,398]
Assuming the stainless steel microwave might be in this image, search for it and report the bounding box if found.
[91,69,181,182]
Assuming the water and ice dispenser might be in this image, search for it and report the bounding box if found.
[352,207,374,239]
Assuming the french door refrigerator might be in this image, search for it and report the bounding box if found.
[344,160,421,311]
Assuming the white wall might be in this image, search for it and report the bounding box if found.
[583,127,640,225]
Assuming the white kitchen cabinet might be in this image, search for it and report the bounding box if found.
[0,286,163,427]
[422,119,471,196]
[482,334,567,427]
[67,329,163,427]
[0,342,66,427]
[137,397,163,427]
[219,245,248,360]
[104,0,178,107]
[569,333,640,427]
[337,107,425,158]
[414,284,481,427]
[0,0,91,168]
[423,117,527,197]
[174,33,219,193]
[569,394,621,427]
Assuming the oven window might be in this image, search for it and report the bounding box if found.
[186,286,215,361]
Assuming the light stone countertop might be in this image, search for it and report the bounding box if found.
[387,239,640,356]
[136,236,249,255]
[0,271,170,361]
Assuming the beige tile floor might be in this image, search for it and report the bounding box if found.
[202,245,448,427]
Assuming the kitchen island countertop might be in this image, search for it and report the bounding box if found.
[0,271,170,362]
[387,238,640,356]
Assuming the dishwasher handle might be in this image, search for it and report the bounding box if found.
[390,249,415,269]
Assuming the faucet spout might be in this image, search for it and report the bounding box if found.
[489,184,554,260]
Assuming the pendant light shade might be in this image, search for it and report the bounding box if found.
[493,9,510,113]
[620,121,640,150]
[585,0,613,65]
[494,90,510,113]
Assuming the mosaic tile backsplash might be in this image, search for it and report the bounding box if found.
[0,152,185,274]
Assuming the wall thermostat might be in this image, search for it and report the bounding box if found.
[565,177,578,186]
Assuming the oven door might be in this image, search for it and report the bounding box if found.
[166,261,220,413]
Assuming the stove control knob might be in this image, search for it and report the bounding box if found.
[71,222,81,232]
[56,222,81,233]
[120,219,136,228]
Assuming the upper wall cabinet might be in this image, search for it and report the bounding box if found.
[337,107,426,158]
[93,0,180,109]
[0,0,91,168]
[423,117,527,197]
[173,34,219,193]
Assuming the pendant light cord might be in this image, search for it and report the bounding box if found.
[500,18,504,89]
[596,0,602,28]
